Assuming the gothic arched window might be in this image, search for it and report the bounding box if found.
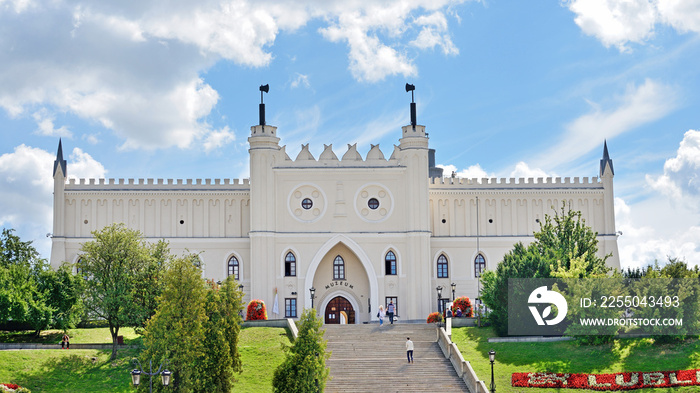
[437,254,448,278]
[228,256,240,281]
[285,252,296,277]
[475,254,486,278]
[333,255,345,280]
[385,251,397,275]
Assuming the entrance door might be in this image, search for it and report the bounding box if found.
[324,296,355,324]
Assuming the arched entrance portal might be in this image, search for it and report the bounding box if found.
[325,296,355,324]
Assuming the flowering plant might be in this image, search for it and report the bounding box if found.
[426,312,443,323]
[246,299,268,321]
[451,296,473,317]
[512,369,700,390]
[1,384,31,393]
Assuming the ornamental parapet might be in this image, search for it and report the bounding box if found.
[429,176,603,189]
[64,177,250,191]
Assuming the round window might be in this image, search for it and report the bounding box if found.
[301,198,313,210]
[368,198,379,210]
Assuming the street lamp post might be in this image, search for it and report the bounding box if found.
[436,286,443,313]
[489,349,496,393]
[310,287,316,309]
[314,352,320,393]
[131,358,171,393]
[451,282,456,301]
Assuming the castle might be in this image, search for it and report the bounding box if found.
[50,89,620,323]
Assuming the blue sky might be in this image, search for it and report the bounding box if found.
[1,0,699,268]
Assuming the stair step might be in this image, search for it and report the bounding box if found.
[323,324,469,392]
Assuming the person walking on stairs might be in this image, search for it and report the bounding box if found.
[378,305,385,326]
[387,300,395,324]
[406,337,414,363]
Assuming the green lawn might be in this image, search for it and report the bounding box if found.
[452,326,700,393]
[0,328,141,345]
[0,327,291,392]
[0,348,138,392]
[235,327,292,392]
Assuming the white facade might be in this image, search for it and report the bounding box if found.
[50,113,620,324]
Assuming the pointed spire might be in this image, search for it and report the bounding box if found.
[599,139,614,177]
[603,140,610,160]
[53,139,67,177]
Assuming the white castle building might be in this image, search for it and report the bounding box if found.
[50,88,620,324]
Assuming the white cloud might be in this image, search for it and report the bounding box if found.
[0,0,467,150]
[410,12,459,55]
[617,131,700,268]
[508,161,556,179]
[67,147,107,180]
[615,196,700,268]
[82,133,99,145]
[32,109,72,138]
[0,145,54,255]
[437,163,493,179]
[203,126,236,153]
[646,129,700,209]
[657,0,700,33]
[534,79,676,169]
[565,0,700,51]
[318,0,462,82]
[0,0,35,13]
[321,22,418,82]
[290,73,311,89]
[0,144,107,257]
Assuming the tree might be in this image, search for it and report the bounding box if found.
[272,309,330,393]
[80,223,167,360]
[0,229,83,335]
[218,276,244,376]
[140,253,207,393]
[630,258,700,344]
[140,256,244,393]
[34,262,85,332]
[0,228,40,326]
[534,203,610,276]
[480,204,610,336]
[480,242,551,336]
[200,281,234,392]
[129,240,169,331]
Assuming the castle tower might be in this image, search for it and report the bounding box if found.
[599,140,620,269]
[50,139,67,268]
[248,85,282,305]
[396,84,433,318]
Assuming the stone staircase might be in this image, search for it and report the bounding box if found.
[323,323,469,393]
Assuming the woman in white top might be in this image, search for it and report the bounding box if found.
[378,305,385,326]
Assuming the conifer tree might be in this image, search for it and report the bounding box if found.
[140,253,207,393]
[272,309,329,393]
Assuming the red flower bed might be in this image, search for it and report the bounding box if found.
[246,299,268,321]
[426,312,443,323]
[512,369,700,390]
[451,296,473,317]
[1,384,19,390]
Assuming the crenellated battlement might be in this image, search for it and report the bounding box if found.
[429,175,603,189]
[64,177,250,190]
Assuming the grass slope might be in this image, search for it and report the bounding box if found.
[452,327,700,393]
[0,328,141,345]
[0,327,290,393]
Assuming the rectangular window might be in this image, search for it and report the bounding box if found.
[439,298,450,314]
[385,297,398,317]
[285,298,297,318]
